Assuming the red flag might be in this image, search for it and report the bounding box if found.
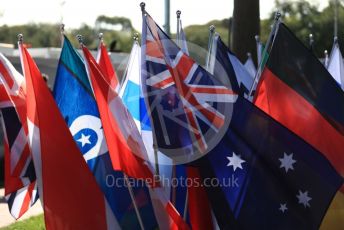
[97,41,120,92]
[82,45,156,184]
[186,167,214,230]
[19,42,112,229]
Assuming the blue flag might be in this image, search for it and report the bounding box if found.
[194,96,343,229]
[53,36,158,229]
[209,34,254,98]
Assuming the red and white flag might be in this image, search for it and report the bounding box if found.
[0,53,38,219]
[82,44,156,182]
[19,42,118,229]
[96,40,120,92]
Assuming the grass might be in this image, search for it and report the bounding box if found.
[0,215,45,230]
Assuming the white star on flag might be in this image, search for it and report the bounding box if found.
[296,190,312,208]
[77,133,91,147]
[279,203,288,213]
[279,152,296,173]
[227,152,245,171]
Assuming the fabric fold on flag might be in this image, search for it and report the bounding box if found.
[327,40,344,90]
[244,53,257,78]
[209,33,253,98]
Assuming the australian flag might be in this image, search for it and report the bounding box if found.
[53,35,158,229]
[193,96,343,229]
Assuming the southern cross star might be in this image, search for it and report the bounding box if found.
[296,190,312,208]
[279,152,296,173]
[227,152,245,171]
[279,203,288,213]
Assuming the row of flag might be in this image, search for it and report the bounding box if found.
[0,5,343,230]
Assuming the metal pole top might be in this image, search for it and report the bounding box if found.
[17,34,23,43]
[275,11,282,21]
[324,50,328,55]
[176,10,181,18]
[60,24,65,34]
[209,25,215,33]
[133,33,139,41]
[76,34,83,45]
[247,52,252,57]
[140,2,146,12]
[255,35,260,42]
[98,32,104,41]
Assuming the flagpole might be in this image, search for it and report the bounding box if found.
[98,32,104,49]
[140,2,161,178]
[77,34,145,230]
[248,11,281,98]
[309,34,314,51]
[124,174,146,230]
[334,0,338,38]
[60,23,65,47]
[255,35,261,66]
[119,33,139,89]
[206,25,216,70]
[324,49,329,67]
[183,188,189,221]
[176,10,181,47]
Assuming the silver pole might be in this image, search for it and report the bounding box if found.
[248,11,282,98]
[164,0,170,35]
[206,25,216,70]
[334,0,339,38]
[124,174,146,230]
[140,2,160,178]
[60,23,65,47]
[309,33,314,50]
[255,35,261,65]
[176,10,181,46]
[183,189,189,221]
[324,50,329,67]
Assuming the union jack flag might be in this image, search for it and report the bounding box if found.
[0,53,38,219]
[141,14,237,159]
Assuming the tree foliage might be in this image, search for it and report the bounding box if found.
[0,15,138,52]
[183,19,230,50]
[1,1,344,57]
[261,0,344,57]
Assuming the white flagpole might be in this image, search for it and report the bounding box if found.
[309,34,314,50]
[60,23,65,47]
[324,50,329,68]
[176,10,181,47]
[206,25,216,70]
